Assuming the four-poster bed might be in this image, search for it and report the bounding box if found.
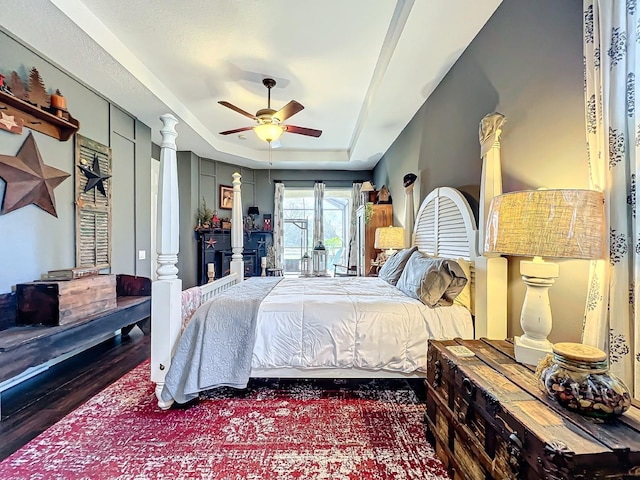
[150,113,507,409]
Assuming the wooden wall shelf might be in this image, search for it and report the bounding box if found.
[0,90,79,141]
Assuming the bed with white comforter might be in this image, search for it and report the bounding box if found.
[253,276,473,372]
[161,275,472,404]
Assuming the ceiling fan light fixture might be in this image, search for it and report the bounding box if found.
[254,123,284,143]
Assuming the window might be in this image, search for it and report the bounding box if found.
[283,187,352,274]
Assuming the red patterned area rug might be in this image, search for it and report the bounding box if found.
[0,361,449,479]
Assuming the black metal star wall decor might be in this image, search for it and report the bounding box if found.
[0,132,70,217]
[78,153,111,196]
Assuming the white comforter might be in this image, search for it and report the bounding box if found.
[252,276,473,374]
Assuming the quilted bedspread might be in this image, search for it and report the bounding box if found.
[252,276,473,373]
[163,276,473,404]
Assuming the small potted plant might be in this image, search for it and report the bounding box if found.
[195,197,213,230]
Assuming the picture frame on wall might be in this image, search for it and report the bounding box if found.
[219,184,233,210]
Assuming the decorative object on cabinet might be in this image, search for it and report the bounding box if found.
[0,132,70,216]
[485,189,605,366]
[0,67,79,141]
[195,197,213,229]
[377,185,392,204]
[210,211,220,228]
[196,197,214,231]
[75,135,112,268]
[219,184,233,210]
[263,213,272,231]
[247,206,259,229]
[356,203,392,276]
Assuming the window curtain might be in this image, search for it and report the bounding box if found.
[348,182,363,268]
[313,182,325,248]
[273,182,285,269]
[582,0,639,399]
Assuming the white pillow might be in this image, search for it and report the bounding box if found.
[453,257,472,311]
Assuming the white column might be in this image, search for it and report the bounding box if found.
[478,113,505,257]
[230,172,244,281]
[151,114,182,408]
[476,112,507,339]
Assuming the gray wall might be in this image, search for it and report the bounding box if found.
[0,30,153,293]
[374,0,587,343]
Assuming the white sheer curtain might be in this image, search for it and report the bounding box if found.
[313,181,325,248]
[273,182,285,269]
[582,0,639,398]
[348,182,363,269]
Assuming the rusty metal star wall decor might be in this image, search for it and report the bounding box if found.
[0,132,70,216]
[78,153,111,196]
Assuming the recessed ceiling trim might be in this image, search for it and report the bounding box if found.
[347,0,415,158]
[49,0,222,153]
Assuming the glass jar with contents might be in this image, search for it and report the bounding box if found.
[539,342,631,418]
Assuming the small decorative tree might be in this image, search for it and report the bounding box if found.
[196,197,213,229]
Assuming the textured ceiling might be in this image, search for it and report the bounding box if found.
[1,0,502,170]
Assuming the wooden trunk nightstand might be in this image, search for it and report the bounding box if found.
[425,339,640,479]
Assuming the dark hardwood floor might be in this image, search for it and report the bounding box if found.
[0,328,150,461]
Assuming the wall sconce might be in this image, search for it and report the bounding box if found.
[485,189,605,365]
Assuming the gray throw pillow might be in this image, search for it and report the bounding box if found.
[378,246,418,285]
[396,251,468,307]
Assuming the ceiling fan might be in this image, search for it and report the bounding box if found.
[218,78,322,143]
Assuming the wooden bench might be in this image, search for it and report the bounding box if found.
[0,275,151,400]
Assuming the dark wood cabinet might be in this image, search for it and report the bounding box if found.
[196,229,272,285]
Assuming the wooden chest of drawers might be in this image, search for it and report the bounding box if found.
[425,339,640,480]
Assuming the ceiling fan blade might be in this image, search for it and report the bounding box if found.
[274,101,304,122]
[218,101,257,120]
[219,126,254,135]
[284,125,322,137]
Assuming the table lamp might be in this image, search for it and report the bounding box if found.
[374,225,406,261]
[484,189,605,366]
[361,181,375,204]
[248,206,259,229]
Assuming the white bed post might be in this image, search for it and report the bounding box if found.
[475,112,508,339]
[151,114,182,409]
[230,172,244,281]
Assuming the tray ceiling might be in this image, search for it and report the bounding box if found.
[1,0,502,170]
